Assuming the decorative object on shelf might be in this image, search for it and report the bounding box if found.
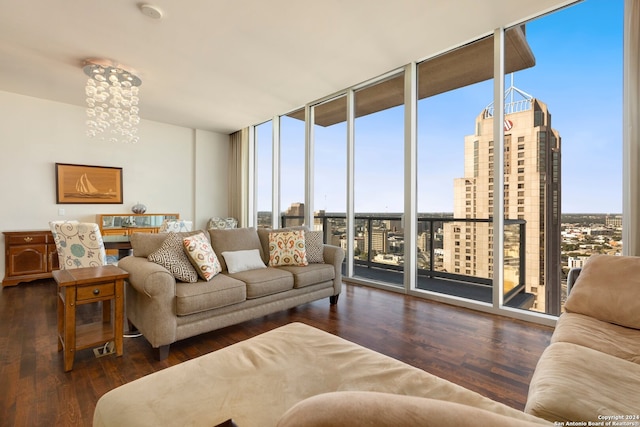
[121,217,135,227]
[55,163,123,204]
[132,202,147,214]
[83,58,142,144]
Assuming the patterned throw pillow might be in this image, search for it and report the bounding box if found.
[269,230,308,267]
[148,233,199,283]
[183,232,222,281]
[305,230,324,263]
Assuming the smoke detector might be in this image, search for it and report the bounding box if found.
[139,4,163,20]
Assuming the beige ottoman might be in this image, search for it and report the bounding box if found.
[94,322,549,427]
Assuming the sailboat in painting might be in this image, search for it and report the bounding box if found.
[76,173,99,194]
[66,173,116,199]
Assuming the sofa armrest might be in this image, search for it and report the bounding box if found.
[118,255,176,297]
[277,392,550,427]
[323,244,344,296]
[566,267,581,295]
[117,255,178,348]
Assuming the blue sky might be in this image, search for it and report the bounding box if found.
[263,0,623,215]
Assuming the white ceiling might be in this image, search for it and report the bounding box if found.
[0,0,571,134]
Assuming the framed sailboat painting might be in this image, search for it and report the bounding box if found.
[55,163,123,204]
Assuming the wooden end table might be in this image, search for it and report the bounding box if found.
[52,265,129,372]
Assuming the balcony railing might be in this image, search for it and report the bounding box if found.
[277,212,530,308]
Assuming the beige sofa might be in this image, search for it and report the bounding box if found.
[94,322,551,427]
[119,227,344,360]
[525,254,640,422]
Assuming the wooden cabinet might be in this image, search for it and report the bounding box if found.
[3,230,59,287]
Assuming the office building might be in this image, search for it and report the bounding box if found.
[444,86,562,313]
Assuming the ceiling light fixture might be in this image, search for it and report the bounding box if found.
[139,4,163,20]
[83,59,142,143]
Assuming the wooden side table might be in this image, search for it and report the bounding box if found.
[52,265,129,372]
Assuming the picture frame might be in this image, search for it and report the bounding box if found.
[55,163,123,204]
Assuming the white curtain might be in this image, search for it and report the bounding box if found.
[229,128,249,227]
[624,0,640,255]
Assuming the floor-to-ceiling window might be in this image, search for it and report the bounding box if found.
[416,35,495,305]
[255,120,274,228]
[280,109,306,227]
[312,96,347,245]
[352,72,405,287]
[503,0,623,315]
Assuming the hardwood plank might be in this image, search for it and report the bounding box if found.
[0,279,552,426]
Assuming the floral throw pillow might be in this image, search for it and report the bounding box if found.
[183,232,222,281]
[269,230,308,267]
[148,233,199,283]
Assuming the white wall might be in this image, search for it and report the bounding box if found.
[0,90,229,282]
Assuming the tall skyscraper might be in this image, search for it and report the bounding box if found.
[443,85,562,314]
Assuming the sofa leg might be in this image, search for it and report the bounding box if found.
[330,294,339,305]
[154,345,170,361]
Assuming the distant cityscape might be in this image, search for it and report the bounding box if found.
[261,210,623,271]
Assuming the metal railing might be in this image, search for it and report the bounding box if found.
[278,212,527,303]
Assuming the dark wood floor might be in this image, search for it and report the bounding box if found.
[0,279,553,427]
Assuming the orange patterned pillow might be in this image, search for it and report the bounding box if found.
[182,232,222,281]
[268,230,308,267]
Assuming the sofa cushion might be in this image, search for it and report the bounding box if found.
[148,233,199,283]
[277,263,335,288]
[268,230,308,267]
[305,230,324,263]
[175,274,246,316]
[209,228,263,272]
[551,312,640,364]
[227,267,293,299]
[564,254,640,329]
[183,232,222,281]
[525,342,640,423]
[221,249,266,274]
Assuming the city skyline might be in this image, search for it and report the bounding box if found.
[259,0,622,216]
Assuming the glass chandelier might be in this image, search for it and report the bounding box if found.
[83,59,142,143]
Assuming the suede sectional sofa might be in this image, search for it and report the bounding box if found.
[94,322,552,427]
[525,254,640,422]
[119,227,344,360]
